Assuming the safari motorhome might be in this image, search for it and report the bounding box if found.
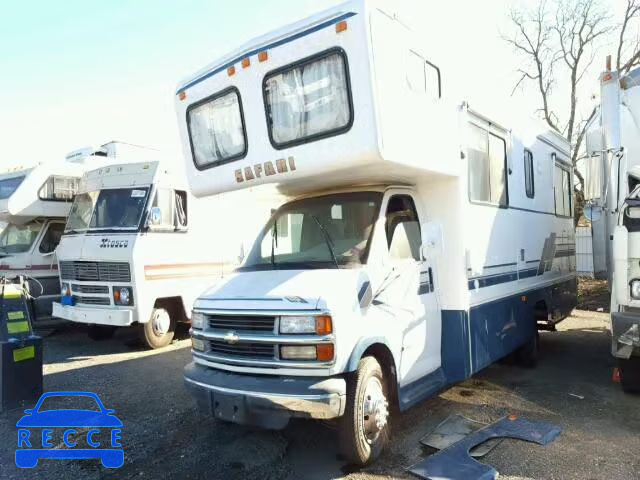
[52,161,275,349]
[175,0,577,464]
[584,58,640,392]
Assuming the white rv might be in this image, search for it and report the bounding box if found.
[175,0,577,464]
[584,59,640,392]
[0,160,86,324]
[52,161,273,348]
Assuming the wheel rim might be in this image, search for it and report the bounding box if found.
[152,310,170,336]
[362,377,389,444]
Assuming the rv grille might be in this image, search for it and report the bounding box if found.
[73,296,111,306]
[208,340,275,359]
[207,315,276,333]
[60,261,131,282]
[72,284,110,294]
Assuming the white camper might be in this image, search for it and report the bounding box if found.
[175,0,577,464]
[52,161,274,348]
[584,59,640,392]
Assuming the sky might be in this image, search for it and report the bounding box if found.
[0,0,628,170]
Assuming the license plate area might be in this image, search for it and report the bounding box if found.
[212,393,246,423]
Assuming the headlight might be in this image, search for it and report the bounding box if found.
[113,286,133,306]
[61,283,70,296]
[280,344,334,361]
[630,280,640,299]
[191,311,206,330]
[279,315,333,335]
[191,337,206,352]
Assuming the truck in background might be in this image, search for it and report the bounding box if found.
[0,142,138,325]
[175,0,577,464]
[52,160,276,348]
[584,56,640,392]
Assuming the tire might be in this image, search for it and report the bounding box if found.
[141,308,175,349]
[339,356,390,466]
[87,325,117,341]
[619,358,640,394]
[516,332,539,368]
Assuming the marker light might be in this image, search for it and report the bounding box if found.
[227,66,236,76]
[336,20,348,33]
[258,51,269,62]
[178,91,187,101]
[316,344,334,362]
[242,58,251,69]
[315,315,333,335]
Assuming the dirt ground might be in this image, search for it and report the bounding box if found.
[0,310,638,480]
[577,277,610,313]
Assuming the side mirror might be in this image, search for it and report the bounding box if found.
[421,221,444,260]
[584,204,602,222]
[148,207,162,226]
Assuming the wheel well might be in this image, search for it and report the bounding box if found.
[534,300,549,320]
[153,297,188,323]
[362,343,398,409]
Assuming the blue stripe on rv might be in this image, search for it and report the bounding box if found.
[176,11,358,94]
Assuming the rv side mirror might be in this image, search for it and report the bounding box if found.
[149,207,163,226]
[420,221,444,260]
[584,204,602,222]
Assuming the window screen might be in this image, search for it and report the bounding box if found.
[524,149,535,198]
[39,176,79,201]
[187,88,247,169]
[468,124,508,206]
[264,49,352,147]
[554,163,572,217]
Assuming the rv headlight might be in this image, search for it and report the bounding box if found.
[61,283,70,297]
[280,345,317,360]
[279,315,333,335]
[113,286,133,306]
[191,337,206,352]
[630,280,640,300]
[191,311,206,330]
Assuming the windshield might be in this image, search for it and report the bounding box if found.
[0,221,42,255]
[65,187,150,233]
[241,192,382,271]
[0,175,26,200]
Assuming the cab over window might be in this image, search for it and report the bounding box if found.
[385,195,421,261]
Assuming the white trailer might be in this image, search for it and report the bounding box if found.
[175,0,576,464]
[52,161,275,348]
[584,58,640,392]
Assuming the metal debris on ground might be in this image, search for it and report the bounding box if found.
[408,415,562,480]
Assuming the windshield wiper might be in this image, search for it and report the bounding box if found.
[270,217,278,269]
[310,215,339,269]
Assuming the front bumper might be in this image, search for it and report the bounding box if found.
[184,362,346,429]
[611,312,640,359]
[52,302,134,327]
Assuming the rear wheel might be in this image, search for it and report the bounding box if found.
[619,358,640,394]
[339,356,390,466]
[87,325,116,341]
[141,308,175,349]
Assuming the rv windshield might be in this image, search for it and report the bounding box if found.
[0,221,42,256]
[241,192,382,271]
[0,175,26,200]
[65,187,150,233]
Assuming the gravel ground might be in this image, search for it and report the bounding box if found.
[0,310,638,480]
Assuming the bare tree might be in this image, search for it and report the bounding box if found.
[617,0,640,73]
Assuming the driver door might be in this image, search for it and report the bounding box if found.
[381,191,441,386]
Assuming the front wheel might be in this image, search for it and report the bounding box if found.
[140,308,175,349]
[339,356,390,466]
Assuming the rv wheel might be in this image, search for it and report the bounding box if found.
[339,356,390,466]
[142,308,175,349]
[87,325,116,341]
[619,358,640,394]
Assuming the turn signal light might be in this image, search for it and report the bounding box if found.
[315,315,333,335]
[241,58,251,69]
[336,20,348,33]
[316,344,334,362]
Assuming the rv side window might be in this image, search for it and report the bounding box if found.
[554,163,572,217]
[150,188,175,230]
[187,87,247,170]
[524,149,535,199]
[263,48,353,148]
[39,176,79,202]
[406,51,441,100]
[39,223,64,254]
[468,124,508,207]
[385,195,421,261]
